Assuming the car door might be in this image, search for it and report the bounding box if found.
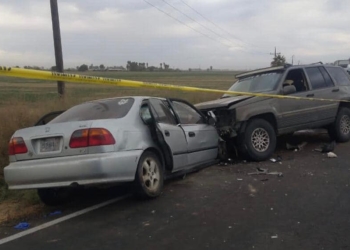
[274,68,318,131]
[170,99,218,167]
[148,98,188,172]
[303,66,339,123]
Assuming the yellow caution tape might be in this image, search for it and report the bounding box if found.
[0,66,349,103]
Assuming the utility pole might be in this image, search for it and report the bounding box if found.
[291,55,294,65]
[50,0,65,97]
[270,47,281,58]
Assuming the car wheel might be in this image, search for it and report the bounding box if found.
[37,188,72,206]
[330,107,350,142]
[240,119,276,161]
[134,151,164,198]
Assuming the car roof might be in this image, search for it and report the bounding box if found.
[83,96,166,104]
[235,66,286,79]
[235,63,344,79]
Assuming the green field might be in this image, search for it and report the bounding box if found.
[0,71,239,105]
[0,70,240,206]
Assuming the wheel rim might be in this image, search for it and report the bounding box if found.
[142,157,160,192]
[251,128,270,152]
[340,115,350,135]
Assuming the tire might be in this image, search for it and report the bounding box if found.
[329,107,350,143]
[37,188,72,206]
[239,119,276,161]
[134,151,164,198]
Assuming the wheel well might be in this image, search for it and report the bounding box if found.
[248,113,277,132]
[338,102,350,111]
[143,147,167,170]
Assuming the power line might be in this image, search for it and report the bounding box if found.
[143,0,232,49]
[178,0,264,50]
[161,0,244,49]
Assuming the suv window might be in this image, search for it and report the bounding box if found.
[283,69,309,92]
[50,98,134,123]
[305,67,330,90]
[172,101,205,125]
[319,67,334,87]
[327,67,350,86]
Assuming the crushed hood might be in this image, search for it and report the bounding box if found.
[195,95,252,110]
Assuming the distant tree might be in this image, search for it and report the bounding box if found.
[126,61,131,71]
[210,66,213,71]
[148,66,156,72]
[271,55,286,67]
[51,66,57,71]
[146,63,148,68]
[15,66,19,68]
[76,66,79,70]
[160,63,162,69]
[164,63,169,70]
[78,64,89,72]
[89,64,93,70]
[189,68,192,72]
[100,64,105,70]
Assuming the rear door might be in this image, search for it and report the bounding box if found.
[170,99,218,167]
[304,66,338,123]
[148,98,188,171]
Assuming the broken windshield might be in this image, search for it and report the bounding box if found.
[223,71,283,97]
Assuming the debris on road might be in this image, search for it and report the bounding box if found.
[327,152,337,158]
[286,142,307,151]
[315,141,336,153]
[270,156,282,163]
[248,168,283,177]
[14,222,30,230]
[270,158,277,163]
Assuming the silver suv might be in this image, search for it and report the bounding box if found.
[196,64,350,161]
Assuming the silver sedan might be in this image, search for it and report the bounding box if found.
[5,96,219,205]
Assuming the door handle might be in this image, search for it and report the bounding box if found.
[189,132,195,137]
[332,88,340,92]
[164,130,170,137]
[306,94,314,97]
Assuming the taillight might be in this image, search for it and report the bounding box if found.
[8,137,28,155]
[69,128,115,148]
[88,128,116,146]
[69,129,89,148]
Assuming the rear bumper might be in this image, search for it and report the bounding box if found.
[4,150,143,190]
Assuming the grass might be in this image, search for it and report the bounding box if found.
[0,70,238,222]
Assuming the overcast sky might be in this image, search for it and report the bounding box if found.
[0,0,349,70]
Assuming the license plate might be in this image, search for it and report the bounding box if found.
[40,137,60,152]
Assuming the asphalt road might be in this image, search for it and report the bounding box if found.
[1,131,350,250]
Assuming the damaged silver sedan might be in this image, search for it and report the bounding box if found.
[5,97,219,205]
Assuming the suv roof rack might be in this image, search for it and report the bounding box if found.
[309,61,323,65]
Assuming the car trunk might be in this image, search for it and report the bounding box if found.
[12,121,93,161]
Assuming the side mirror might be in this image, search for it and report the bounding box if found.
[207,111,217,125]
[283,85,296,95]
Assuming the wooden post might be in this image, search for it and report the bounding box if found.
[50,0,65,97]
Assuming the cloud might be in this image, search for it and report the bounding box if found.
[0,0,349,69]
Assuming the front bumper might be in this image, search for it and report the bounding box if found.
[4,150,143,190]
